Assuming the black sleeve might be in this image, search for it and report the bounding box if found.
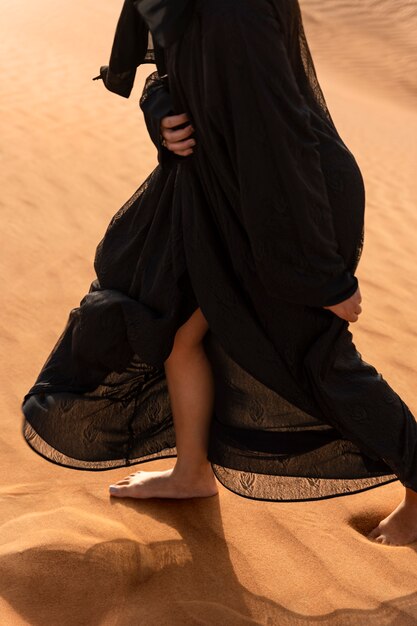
[201,3,359,308]
[93,64,189,168]
[139,71,179,167]
[91,0,148,98]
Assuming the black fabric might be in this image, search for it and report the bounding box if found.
[91,0,193,97]
[21,0,417,501]
[134,0,194,48]
[139,70,178,167]
[91,0,149,98]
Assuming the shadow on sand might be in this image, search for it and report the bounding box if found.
[1,494,417,625]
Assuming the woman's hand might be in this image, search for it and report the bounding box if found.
[160,113,196,156]
[323,285,362,323]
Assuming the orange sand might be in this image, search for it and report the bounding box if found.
[1,1,417,623]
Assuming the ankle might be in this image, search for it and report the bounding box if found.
[173,459,214,479]
[405,487,417,505]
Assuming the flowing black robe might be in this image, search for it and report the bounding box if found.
[21,0,417,501]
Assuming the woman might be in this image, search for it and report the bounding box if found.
[21,0,417,546]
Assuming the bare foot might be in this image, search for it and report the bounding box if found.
[367,488,417,546]
[108,464,219,499]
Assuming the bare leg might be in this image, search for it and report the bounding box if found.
[367,487,417,546]
[109,307,218,499]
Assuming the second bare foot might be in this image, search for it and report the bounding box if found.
[367,489,417,546]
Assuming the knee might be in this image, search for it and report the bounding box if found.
[165,308,209,363]
[166,328,204,364]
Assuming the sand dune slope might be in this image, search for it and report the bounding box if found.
[1,0,417,624]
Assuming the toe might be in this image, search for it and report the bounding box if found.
[375,535,388,544]
[109,485,129,497]
[367,526,380,539]
[110,480,130,488]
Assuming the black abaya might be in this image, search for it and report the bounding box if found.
[21,0,417,501]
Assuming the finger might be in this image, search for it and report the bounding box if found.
[163,124,194,142]
[336,308,357,323]
[166,138,196,152]
[161,112,191,128]
[173,148,194,157]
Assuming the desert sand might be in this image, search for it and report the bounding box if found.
[1,0,417,624]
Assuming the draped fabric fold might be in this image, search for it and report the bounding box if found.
[195,0,358,307]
